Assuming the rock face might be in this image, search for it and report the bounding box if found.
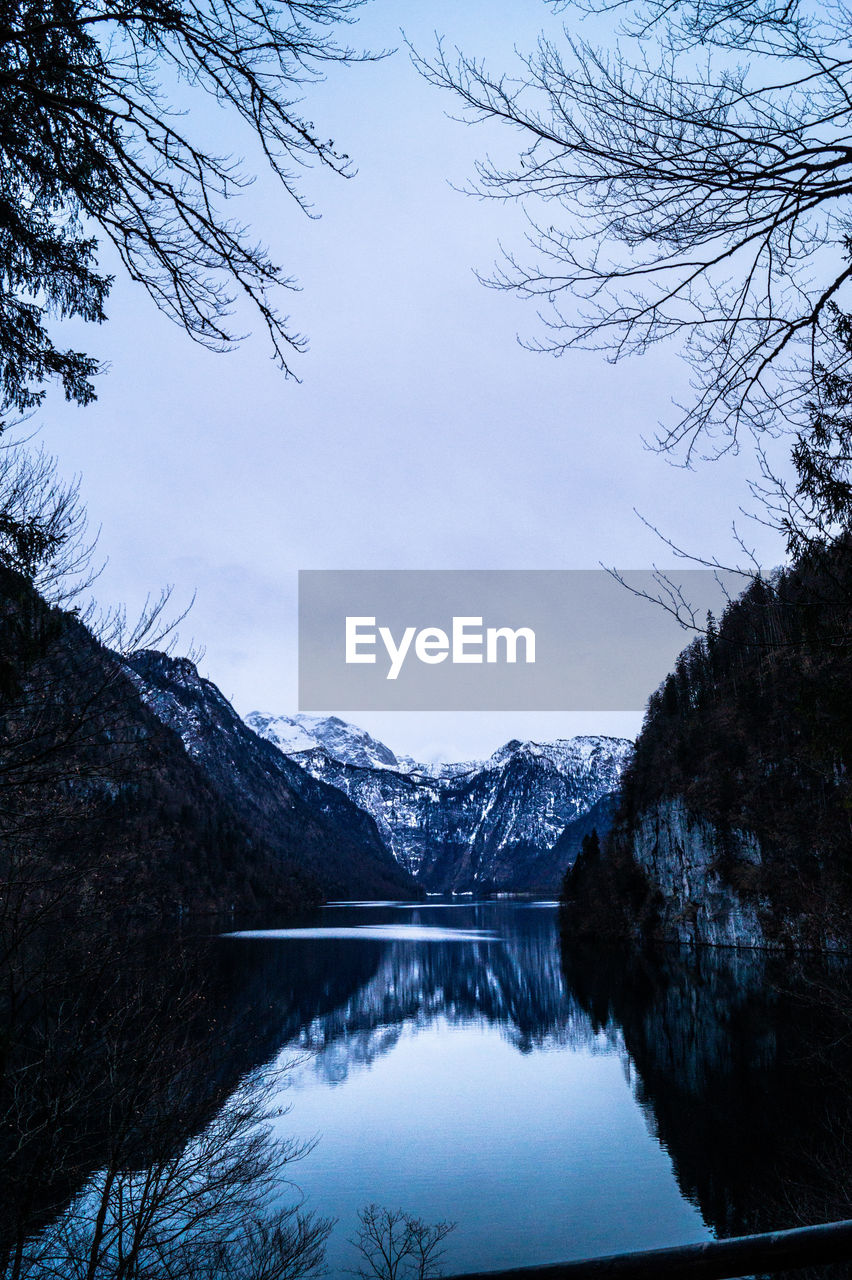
[124,653,420,901]
[606,794,850,951]
[587,543,852,951]
[246,715,633,894]
[627,797,767,948]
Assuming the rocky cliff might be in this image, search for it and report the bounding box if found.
[248,717,633,894]
[124,652,419,902]
[563,544,852,951]
[625,798,767,948]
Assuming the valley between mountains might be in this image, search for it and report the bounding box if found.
[127,652,632,900]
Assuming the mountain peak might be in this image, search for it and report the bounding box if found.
[248,711,633,893]
[246,712,634,781]
[245,712,402,772]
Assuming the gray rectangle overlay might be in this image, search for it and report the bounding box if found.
[298,569,740,712]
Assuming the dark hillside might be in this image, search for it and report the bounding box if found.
[0,569,416,919]
[562,538,852,946]
[124,650,419,901]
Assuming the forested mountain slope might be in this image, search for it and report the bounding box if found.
[124,651,417,901]
[0,569,416,917]
[562,539,852,949]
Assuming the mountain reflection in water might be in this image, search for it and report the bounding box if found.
[215,903,852,1276]
[6,902,852,1278]
[219,903,612,1065]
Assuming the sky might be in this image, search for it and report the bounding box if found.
[32,0,787,764]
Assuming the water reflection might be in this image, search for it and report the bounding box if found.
[5,902,852,1278]
[561,942,852,1245]
[239,904,702,1272]
[218,904,617,1065]
[216,904,852,1273]
[0,922,334,1278]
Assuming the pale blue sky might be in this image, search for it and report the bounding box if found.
[34,0,784,763]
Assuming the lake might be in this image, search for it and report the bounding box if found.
[7,900,852,1279]
[213,901,852,1276]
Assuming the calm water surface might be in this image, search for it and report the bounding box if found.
[220,902,710,1275]
[11,900,852,1279]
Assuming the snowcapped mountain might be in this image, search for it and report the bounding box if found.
[123,655,419,901]
[248,713,633,894]
[245,712,416,772]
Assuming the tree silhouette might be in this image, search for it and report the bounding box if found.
[417,0,852,457]
[0,0,375,421]
[349,1205,456,1280]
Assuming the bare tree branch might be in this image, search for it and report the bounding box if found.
[413,2,852,453]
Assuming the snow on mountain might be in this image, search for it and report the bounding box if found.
[248,711,633,893]
[123,656,418,900]
[245,712,405,772]
[246,714,630,785]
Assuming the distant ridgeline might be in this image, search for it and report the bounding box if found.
[246,713,632,895]
[0,566,635,918]
[562,536,852,950]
